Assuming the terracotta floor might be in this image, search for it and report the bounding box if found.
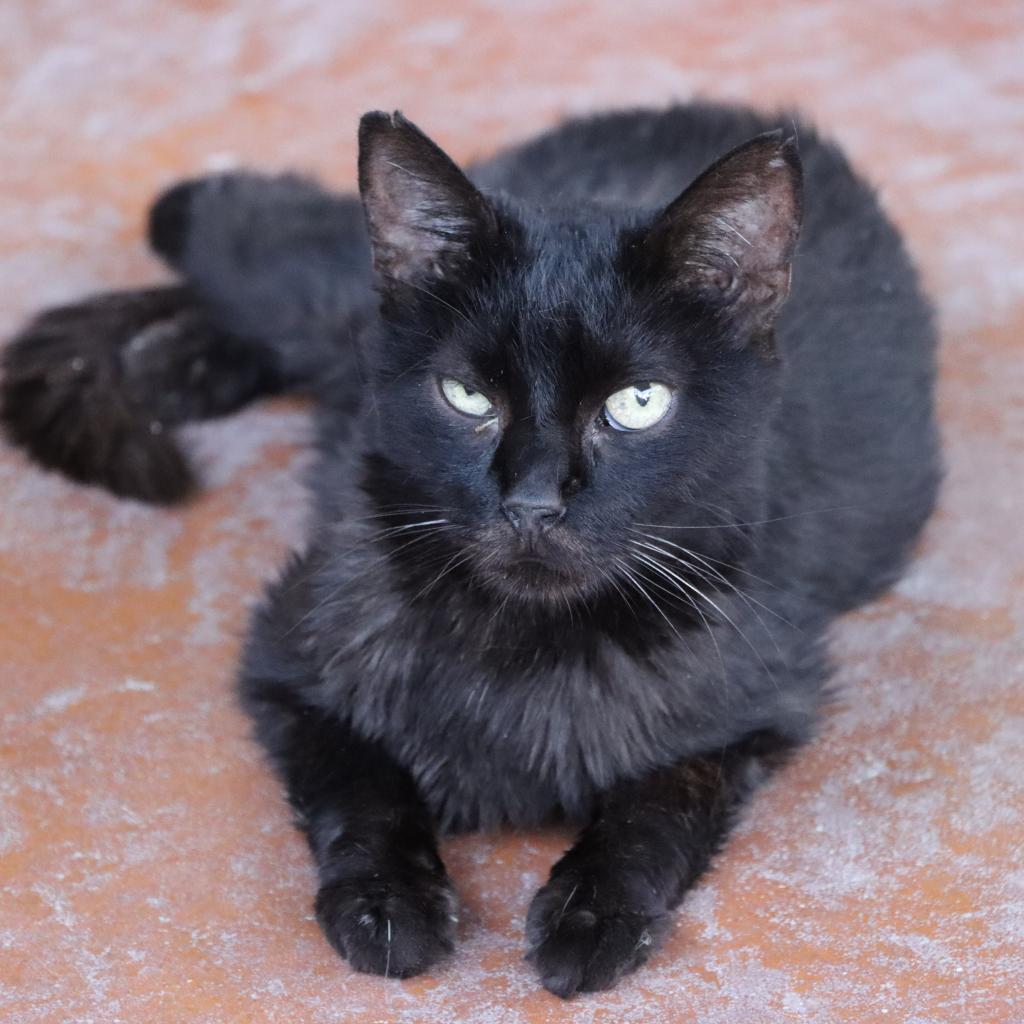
[2,2,1023,1022]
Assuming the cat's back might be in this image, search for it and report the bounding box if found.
[472,103,899,273]
[472,103,786,210]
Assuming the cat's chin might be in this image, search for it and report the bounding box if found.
[478,556,597,605]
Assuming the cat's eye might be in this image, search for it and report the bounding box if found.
[441,378,494,417]
[603,382,673,431]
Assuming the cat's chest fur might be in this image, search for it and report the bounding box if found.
[304,550,817,831]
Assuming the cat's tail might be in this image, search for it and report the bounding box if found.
[0,173,373,504]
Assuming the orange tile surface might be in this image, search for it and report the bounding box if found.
[2,2,1023,1021]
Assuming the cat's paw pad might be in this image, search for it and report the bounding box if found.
[315,868,458,979]
[526,877,665,998]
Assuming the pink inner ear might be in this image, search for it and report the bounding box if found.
[366,169,477,283]
[358,115,494,286]
[649,134,803,325]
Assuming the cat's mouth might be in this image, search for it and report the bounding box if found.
[479,545,594,601]
[466,521,603,601]
[507,555,566,580]
[498,557,576,595]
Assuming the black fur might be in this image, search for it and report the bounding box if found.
[0,285,286,503]
[1,103,940,996]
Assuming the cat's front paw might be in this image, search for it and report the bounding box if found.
[315,862,458,979]
[526,873,667,998]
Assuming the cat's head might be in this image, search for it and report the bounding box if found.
[355,111,802,606]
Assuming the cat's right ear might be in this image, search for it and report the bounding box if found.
[633,131,803,343]
[358,111,497,288]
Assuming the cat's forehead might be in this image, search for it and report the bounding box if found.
[469,298,622,420]
[466,216,635,392]
[517,212,624,313]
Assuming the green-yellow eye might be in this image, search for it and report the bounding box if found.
[603,382,673,431]
[441,378,494,417]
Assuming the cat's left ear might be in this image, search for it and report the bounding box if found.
[358,111,497,287]
[638,131,803,342]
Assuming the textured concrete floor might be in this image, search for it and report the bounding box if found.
[1,2,1023,1022]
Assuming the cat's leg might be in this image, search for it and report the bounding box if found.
[147,170,373,387]
[1,172,373,502]
[248,692,459,978]
[237,565,457,978]
[526,730,796,997]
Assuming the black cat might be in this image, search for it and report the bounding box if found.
[0,103,940,997]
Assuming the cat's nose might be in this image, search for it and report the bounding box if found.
[501,497,566,535]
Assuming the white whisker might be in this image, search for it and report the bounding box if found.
[629,535,801,650]
[631,537,778,620]
[628,528,778,590]
[635,505,860,531]
[596,564,639,620]
[352,505,456,523]
[627,541,780,692]
[612,557,690,652]
[627,551,724,684]
[413,549,476,602]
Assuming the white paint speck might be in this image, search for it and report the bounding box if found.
[120,678,157,693]
[38,685,87,714]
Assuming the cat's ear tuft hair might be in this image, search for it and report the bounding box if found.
[357,111,497,287]
[640,131,803,338]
